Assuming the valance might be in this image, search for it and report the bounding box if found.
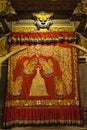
[8,32,76,44]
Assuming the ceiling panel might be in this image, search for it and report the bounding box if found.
[10,0,80,11]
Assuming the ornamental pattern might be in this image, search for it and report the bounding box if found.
[7,43,79,107]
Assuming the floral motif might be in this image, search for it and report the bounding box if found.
[8,76,23,96]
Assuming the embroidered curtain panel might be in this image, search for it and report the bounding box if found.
[3,32,82,128]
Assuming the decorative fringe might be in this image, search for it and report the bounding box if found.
[3,106,83,128]
[8,32,76,44]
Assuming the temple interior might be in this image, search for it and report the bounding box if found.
[0,0,87,130]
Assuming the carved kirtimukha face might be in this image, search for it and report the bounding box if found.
[33,12,53,30]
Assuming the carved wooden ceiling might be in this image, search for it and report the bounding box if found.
[10,0,81,12]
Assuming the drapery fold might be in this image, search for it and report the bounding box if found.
[3,32,82,129]
[4,106,82,127]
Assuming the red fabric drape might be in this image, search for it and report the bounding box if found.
[4,106,81,125]
[3,32,82,128]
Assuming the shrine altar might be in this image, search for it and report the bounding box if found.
[3,32,82,128]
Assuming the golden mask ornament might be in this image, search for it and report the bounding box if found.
[33,12,53,30]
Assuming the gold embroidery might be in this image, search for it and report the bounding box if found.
[3,119,82,127]
[53,46,72,95]
[23,58,38,75]
[6,99,79,107]
[30,67,48,96]
[8,76,23,96]
[55,76,67,97]
[39,58,54,76]
[72,47,79,98]
[8,43,78,99]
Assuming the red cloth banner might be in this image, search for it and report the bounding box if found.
[8,32,76,44]
[3,32,82,128]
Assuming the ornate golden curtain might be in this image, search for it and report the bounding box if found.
[3,32,82,129]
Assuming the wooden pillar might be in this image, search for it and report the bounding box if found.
[0,61,8,127]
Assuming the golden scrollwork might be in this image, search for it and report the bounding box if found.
[0,0,7,12]
[0,37,8,56]
[82,2,87,14]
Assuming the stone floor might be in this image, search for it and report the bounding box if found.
[0,126,87,130]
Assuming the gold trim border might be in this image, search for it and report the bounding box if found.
[6,99,79,107]
[3,119,82,127]
[12,26,74,32]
